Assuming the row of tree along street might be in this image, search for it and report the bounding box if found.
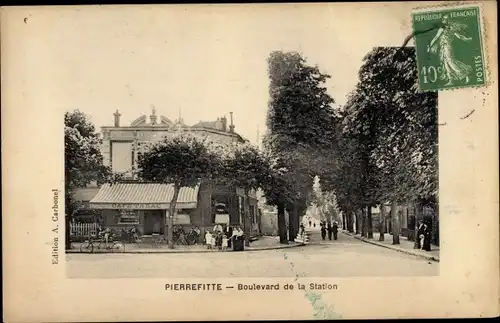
[65,46,437,249]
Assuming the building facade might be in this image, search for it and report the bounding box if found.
[73,108,260,239]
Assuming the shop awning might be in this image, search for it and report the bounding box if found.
[89,183,199,210]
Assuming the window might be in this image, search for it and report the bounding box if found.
[111,141,133,174]
[117,210,139,224]
[212,194,231,224]
[174,210,191,225]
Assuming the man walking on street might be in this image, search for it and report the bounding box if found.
[332,221,339,240]
[327,222,333,240]
[320,222,326,240]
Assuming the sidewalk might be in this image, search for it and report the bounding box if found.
[342,231,440,262]
[67,235,304,254]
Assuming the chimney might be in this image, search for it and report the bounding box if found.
[150,106,157,125]
[113,109,121,127]
[221,116,227,132]
[229,112,235,133]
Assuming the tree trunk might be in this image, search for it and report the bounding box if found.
[167,185,181,249]
[361,209,367,237]
[391,200,400,245]
[288,204,297,242]
[295,206,301,239]
[355,209,361,235]
[243,191,250,247]
[342,212,347,230]
[367,206,373,239]
[347,210,354,233]
[277,202,288,244]
[379,204,386,241]
[413,201,423,249]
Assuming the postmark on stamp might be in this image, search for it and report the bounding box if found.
[412,4,486,91]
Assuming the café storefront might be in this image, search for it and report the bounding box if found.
[87,182,260,238]
[89,183,200,236]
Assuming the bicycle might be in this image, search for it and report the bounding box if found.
[80,232,125,253]
[152,233,168,248]
[185,230,200,245]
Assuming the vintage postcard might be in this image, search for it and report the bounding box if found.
[2,1,498,321]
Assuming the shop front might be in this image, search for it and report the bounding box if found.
[89,183,199,237]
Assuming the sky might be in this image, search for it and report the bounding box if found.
[41,4,415,145]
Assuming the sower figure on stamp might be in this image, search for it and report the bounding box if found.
[427,14,473,86]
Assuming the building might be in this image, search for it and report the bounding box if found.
[73,108,260,239]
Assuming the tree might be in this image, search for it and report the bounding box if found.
[328,47,438,245]
[261,160,293,244]
[137,133,222,249]
[221,142,273,246]
[321,110,365,235]
[64,110,119,249]
[265,50,338,242]
[358,47,437,244]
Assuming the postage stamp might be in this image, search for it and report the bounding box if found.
[412,4,486,91]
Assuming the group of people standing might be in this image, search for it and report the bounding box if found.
[320,221,338,241]
[204,223,244,251]
[416,220,432,251]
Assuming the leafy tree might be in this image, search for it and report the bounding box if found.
[137,133,222,249]
[64,110,120,249]
[260,155,296,243]
[265,50,338,242]
[329,47,438,245]
[221,142,273,246]
[321,111,364,234]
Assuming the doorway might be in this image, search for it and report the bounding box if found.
[143,210,164,235]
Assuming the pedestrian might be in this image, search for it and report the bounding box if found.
[313,222,316,228]
[299,223,305,240]
[417,221,426,250]
[210,232,217,250]
[320,222,326,240]
[227,226,233,248]
[205,230,213,250]
[332,221,338,240]
[327,222,333,240]
[194,226,201,244]
[422,222,432,251]
[308,220,312,227]
[221,234,228,251]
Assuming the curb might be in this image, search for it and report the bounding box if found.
[66,242,305,254]
[341,231,440,262]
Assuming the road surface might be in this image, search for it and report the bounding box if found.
[66,231,438,278]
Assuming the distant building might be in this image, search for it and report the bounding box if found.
[256,189,290,236]
[72,108,260,238]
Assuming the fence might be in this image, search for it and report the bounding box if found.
[70,222,99,240]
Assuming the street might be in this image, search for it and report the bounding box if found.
[66,232,438,278]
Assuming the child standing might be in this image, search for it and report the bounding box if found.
[210,231,217,250]
[205,230,213,249]
[221,234,228,251]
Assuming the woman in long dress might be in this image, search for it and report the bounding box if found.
[427,14,473,86]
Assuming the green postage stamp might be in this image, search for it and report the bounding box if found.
[412,4,486,91]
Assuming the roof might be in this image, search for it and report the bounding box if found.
[192,120,219,129]
[89,183,200,210]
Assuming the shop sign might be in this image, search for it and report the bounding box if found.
[91,203,167,210]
